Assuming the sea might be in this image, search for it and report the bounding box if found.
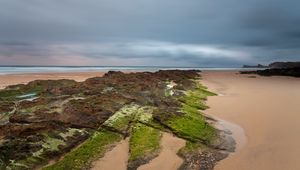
[0,66,259,75]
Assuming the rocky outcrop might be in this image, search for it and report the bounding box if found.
[269,61,300,68]
[241,61,300,77]
[0,70,231,170]
[242,64,268,68]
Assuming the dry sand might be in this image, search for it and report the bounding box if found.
[202,71,300,170]
[138,132,186,170]
[91,138,129,170]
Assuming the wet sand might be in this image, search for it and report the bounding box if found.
[91,138,129,170]
[202,71,300,170]
[138,132,186,170]
[91,132,185,170]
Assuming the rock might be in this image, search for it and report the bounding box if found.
[0,70,227,169]
[269,61,300,68]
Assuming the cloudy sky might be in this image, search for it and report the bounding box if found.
[0,0,300,66]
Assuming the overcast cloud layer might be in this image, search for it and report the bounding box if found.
[0,0,299,66]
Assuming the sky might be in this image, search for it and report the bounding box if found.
[0,0,300,67]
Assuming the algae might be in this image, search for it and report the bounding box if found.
[129,123,161,161]
[0,70,223,170]
[43,129,121,170]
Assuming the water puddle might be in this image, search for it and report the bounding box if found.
[17,92,37,99]
[17,92,39,101]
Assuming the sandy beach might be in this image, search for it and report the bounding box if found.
[202,71,300,170]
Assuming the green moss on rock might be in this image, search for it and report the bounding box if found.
[103,104,154,132]
[166,83,216,144]
[129,123,161,161]
[43,129,121,170]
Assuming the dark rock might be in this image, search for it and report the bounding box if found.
[243,64,268,68]
[0,70,225,169]
[241,67,300,77]
[269,61,300,68]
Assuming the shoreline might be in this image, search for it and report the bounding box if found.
[0,67,261,76]
[0,69,262,90]
[202,72,247,152]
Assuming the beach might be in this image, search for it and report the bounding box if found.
[202,71,300,170]
[1,70,300,169]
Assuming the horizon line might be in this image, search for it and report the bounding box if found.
[0,65,245,68]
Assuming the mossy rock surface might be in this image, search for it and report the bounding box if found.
[128,123,161,170]
[43,130,121,170]
[0,70,222,169]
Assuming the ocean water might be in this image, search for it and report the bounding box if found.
[0,66,258,75]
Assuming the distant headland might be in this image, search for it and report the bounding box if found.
[242,64,268,68]
[241,61,300,77]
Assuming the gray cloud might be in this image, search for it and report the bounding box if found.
[239,0,300,49]
[0,41,253,66]
[0,0,299,66]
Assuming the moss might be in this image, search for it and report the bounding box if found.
[103,104,136,131]
[179,141,206,154]
[14,156,46,170]
[43,129,121,170]
[179,85,216,110]
[0,71,220,170]
[5,160,29,170]
[42,136,65,152]
[8,129,88,170]
[0,89,22,100]
[166,84,216,144]
[167,107,216,143]
[59,128,86,140]
[135,106,153,123]
[0,85,43,101]
[129,123,161,161]
[103,104,154,131]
